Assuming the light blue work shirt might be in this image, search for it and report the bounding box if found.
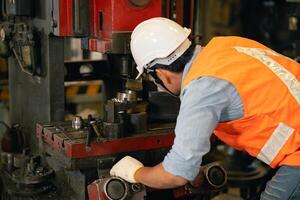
[162,46,244,181]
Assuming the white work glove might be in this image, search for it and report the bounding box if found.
[110,156,144,183]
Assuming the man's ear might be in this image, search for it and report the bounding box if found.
[156,68,172,84]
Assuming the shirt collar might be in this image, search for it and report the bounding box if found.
[181,45,202,83]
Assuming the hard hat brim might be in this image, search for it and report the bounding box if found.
[135,67,144,79]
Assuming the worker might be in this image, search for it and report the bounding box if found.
[110,17,300,199]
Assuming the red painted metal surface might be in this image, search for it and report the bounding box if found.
[58,0,73,36]
[36,124,175,159]
[53,0,161,50]
[88,0,162,53]
[53,1,162,38]
[89,0,162,37]
[64,133,174,159]
[88,38,111,53]
[88,180,110,200]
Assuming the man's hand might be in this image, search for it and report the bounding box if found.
[110,156,144,183]
[110,157,188,188]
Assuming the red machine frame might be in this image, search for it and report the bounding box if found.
[53,0,162,53]
[36,123,174,159]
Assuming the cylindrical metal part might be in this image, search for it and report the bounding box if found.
[116,90,137,103]
[131,183,143,193]
[72,116,83,130]
[129,112,147,134]
[104,177,128,200]
[202,163,227,188]
[103,122,124,138]
[190,162,227,189]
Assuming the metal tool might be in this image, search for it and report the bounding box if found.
[72,116,83,130]
[86,115,95,150]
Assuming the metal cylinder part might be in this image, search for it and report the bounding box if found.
[104,177,128,200]
[103,122,124,138]
[129,112,147,134]
[116,90,137,103]
[88,177,146,200]
[72,116,83,130]
[202,163,227,188]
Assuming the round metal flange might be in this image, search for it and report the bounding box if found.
[116,90,137,103]
[104,177,128,200]
[7,182,55,197]
[206,165,227,188]
[128,0,151,7]
[11,167,54,185]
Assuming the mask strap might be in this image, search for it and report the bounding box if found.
[148,71,179,97]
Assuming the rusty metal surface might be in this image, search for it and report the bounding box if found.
[36,122,175,159]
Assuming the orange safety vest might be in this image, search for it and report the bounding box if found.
[182,36,300,168]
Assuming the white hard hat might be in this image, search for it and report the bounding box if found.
[130,17,191,79]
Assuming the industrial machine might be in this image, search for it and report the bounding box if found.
[0,0,299,199]
[0,0,228,199]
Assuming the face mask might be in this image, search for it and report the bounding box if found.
[148,73,179,98]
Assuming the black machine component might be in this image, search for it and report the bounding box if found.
[88,177,146,200]
[0,153,57,199]
[2,1,299,199]
[240,0,300,58]
[6,0,65,154]
[0,0,42,77]
[72,0,90,36]
[147,91,180,122]
[1,123,24,153]
[2,0,34,17]
[4,23,43,76]
[103,90,148,138]
[199,162,227,189]
[224,151,270,200]
[205,146,271,200]
[88,162,227,200]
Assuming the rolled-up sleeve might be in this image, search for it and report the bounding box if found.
[162,77,233,181]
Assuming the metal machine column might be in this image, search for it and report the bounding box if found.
[9,36,65,152]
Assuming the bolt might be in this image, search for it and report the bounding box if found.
[0,29,5,41]
[131,183,142,192]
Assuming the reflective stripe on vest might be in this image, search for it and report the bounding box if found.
[234,47,300,104]
[182,37,300,167]
[257,123,294,165]
[235,46,299,165]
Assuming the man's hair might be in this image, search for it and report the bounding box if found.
[151,44,196,73]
